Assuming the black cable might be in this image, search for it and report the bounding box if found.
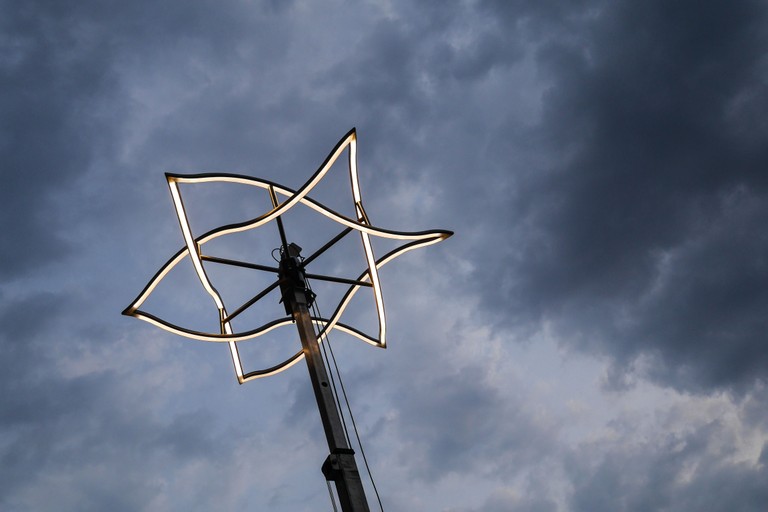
[306,278,385,512]
[323,326,385,512]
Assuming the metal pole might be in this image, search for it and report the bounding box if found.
[280,250,371,512]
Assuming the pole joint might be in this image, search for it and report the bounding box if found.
[278,242,316,315]
[321,448,358,481]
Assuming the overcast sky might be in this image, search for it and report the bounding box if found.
[2,1,768,511]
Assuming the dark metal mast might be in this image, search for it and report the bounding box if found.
[278,243,370,512]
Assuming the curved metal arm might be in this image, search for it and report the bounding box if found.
[123,128,452,383]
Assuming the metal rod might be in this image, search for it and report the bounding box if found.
[304,273,372,288]
[200,254,280,274]
[301,226,354,268]
[224,279,282,323]
[269,185,289,252]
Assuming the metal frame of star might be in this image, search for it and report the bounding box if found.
[123,128,452,383]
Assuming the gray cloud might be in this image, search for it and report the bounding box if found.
[0,1,120,278]
[447,487,558,512]
[0,292,238,511]
[475,0,768,393]
[393,364,557,482]
[2,0,768,510]
[566,420,768,512]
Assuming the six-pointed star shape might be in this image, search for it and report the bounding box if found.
[123,128,452,383]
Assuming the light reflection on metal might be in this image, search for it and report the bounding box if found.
[123,128,452,383]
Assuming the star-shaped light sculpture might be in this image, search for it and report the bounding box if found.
[123,128,452,383]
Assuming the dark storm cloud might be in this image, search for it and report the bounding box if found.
[0,0,290,280]
[565,420,768,512]
[479,0,768,393]
[322,3,522,112]
[4,0,768,510]
[0,292,238,511]
[392,364,557,481]
[308,0,528,182]
[0,1,119,278]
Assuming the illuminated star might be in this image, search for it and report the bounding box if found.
[123,128,452,383]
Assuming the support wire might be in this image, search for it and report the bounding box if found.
[306,277,385,512]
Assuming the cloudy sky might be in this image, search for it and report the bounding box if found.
[3,0,768,510]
